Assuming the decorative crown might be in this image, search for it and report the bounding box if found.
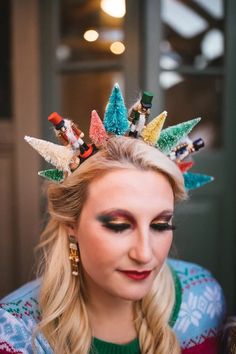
[24,83,213,190]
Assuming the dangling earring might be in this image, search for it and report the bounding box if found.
[68,235,79,276]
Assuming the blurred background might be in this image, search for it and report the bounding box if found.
[0,0,236,312]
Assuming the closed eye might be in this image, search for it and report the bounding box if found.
[102,223,131,233]
[150,223,176,232]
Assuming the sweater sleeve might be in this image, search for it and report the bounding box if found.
[0,280,53,354]
[0,306,33,354]
[169,259,226,354]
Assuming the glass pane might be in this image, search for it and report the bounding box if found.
[0,0,11,119]
[160,0,225,70]
[58,0,125,64]
[160,73,223,149]
[59,71,124,135]
[58,1,126,137]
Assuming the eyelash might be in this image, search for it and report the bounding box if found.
[103,223,130,232]
[103,222,176,233]
[151,223,176,231]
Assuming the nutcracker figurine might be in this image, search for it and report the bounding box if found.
[48,112,89,154]
[170,138,205,162]
[48,112,96,169]
[129,91,153,138]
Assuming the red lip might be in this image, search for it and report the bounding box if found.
[119,270,151,280]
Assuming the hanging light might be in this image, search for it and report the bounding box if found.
[83,30,99,42]
[110,42,125,55]
[101,0,126,18]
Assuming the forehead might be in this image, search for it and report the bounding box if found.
[85,168,174,212]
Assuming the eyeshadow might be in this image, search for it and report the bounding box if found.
[96,209,136,225]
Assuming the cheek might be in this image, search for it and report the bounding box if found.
[153,233,173,261]
[78,235,106,266]
[76,225,123,269]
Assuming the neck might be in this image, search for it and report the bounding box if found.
[85,280,137,343]
[88,289,133,315]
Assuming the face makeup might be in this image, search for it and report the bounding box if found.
[97,209,175,234]
[75,168,174,302]
[118,270,152,281]
[96,210,136,233]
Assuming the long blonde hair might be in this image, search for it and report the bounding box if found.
[36,136,187,353]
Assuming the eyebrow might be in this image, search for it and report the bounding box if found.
[151,210,174,222]
[153,210,174,217]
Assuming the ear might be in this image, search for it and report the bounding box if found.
[66,223,77,238]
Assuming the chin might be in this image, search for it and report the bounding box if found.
[116,286,152,302]
[123,294,148,302]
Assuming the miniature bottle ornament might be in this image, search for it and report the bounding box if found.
[38,169,64,183]
[103,83,129,135]
[184,172,214,190]
[141,110,167,144]
[177,161,194,173]
[156,117,201,154]
[129,91,154,138]
[89,110,108,146]
[24,136,74,173]
[24,83,214,190]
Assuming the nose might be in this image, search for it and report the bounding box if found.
[128,229,153,264]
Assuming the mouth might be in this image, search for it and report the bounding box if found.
[118,270,152,280]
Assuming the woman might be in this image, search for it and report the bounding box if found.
[0,86,225,353]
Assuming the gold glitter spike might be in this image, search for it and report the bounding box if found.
[141,111,167,144]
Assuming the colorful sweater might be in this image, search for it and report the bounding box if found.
[0,259,226,353]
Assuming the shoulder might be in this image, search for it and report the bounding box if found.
[1,278,41,323]
[0,279,52,353]
[168,258,226,353]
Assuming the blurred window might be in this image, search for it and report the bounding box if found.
[160,0,225,149]
[58,0,125,132]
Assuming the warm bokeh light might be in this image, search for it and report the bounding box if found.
[101,0,126,18]
[110,41,125,55]
[83,29,99,42]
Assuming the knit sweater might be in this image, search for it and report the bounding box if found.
[0,259,226,354]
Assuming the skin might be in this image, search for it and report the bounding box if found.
[70,168,175,342]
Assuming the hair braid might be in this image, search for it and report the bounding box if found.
[134,264,181,354]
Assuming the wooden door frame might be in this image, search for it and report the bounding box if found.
[12,0,41,286]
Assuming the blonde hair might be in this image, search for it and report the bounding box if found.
[36,136,187,353]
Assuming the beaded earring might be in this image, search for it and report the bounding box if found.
[68,235,79,276]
